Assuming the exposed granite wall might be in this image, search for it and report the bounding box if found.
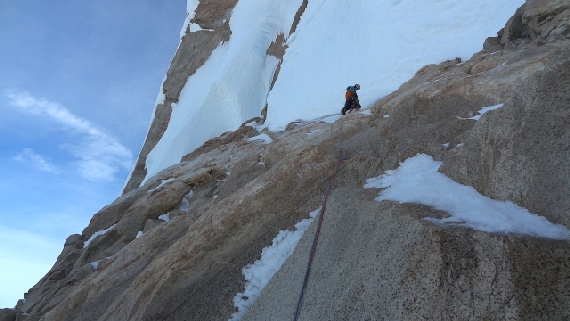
[242,194,570,320]
[3,1,570,320]
[440,47,570,227]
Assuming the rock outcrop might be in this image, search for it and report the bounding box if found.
[3,0,570,320]
[123,0,308,194]
[123,0,240,193]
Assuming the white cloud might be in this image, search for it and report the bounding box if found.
[14,148,59,173]
[7,91,133,181]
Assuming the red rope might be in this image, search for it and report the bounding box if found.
[293,134,344,321]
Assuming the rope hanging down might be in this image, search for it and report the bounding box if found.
[293,118,345,321]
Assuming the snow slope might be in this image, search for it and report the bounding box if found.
[364,154,570,240]
[142,0,523,183]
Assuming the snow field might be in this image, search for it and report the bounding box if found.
[364,154,570,240]
[264,0,523,130]
[142,0,523,182]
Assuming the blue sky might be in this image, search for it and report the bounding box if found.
[0,0,185,307]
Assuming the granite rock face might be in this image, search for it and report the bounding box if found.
[440,46,570,227]
[524,0,570,43]
[243,199,570,320]
[3,1,570,320]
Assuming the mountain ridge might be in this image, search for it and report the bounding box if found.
[2,0,570,320]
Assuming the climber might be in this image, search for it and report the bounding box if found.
[341,84,361,115]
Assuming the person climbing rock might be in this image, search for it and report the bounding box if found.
[341,84,361,115]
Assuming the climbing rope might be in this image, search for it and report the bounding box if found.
[293,117,345,321]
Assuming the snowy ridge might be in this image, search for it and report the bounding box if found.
[143,0,305,183]
[141,0,523,184]
[180,0,200,40]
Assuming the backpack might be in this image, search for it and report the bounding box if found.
[345,86,354,99]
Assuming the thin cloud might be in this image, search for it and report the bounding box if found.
[14,148,59,173]
[7,91,133,181]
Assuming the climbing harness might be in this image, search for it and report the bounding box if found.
[293,118,345,321]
